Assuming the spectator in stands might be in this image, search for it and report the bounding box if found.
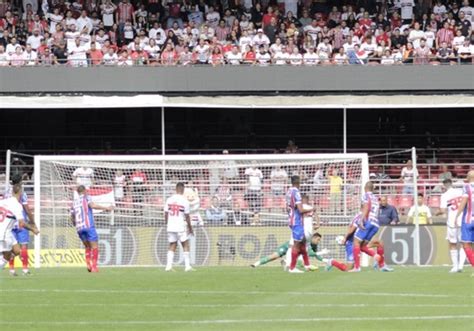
[0,45,8,66]
[436,41,456,64]
[113,170,126,202]
[328,168,343,213]
[370,166,390,181]
[312,167,325,196]
[413,38,431,65]
[216,177,232,212]
[221,150,238,185]
[206,197,226,224]
[439,165,453,182]
[432,165,454,193]
[229,202,249,226]
[1,0,473,68]
[244,162,263,220]
[270,165,288,196]
[400,160,418,194]
[407,193,433,225]
[379,196,400,225]
[457,39,473,64]
[72,165,94,189]
[130,168,147,216]
[285,140,298,154]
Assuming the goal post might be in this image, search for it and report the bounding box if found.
[34,153,369,268]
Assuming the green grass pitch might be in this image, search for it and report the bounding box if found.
[0,266,473,331]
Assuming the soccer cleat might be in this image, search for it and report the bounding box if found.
[165,268,176,272]
[90,267,99,273]
[380,265,394,272]
[9,270,18,277]
[348,268,361,273]
[288,268,304,273]
[449,267,458,273]
[22,270,31,276]
[250,264,256,268]
[185,267,196,272]
[457,269,463,273]
[305,265,318,272]
[373,254,382,270]
[280,259,289,272]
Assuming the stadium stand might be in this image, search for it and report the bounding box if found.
[0,0,472,66]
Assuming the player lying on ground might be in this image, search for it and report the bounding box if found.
[0,184,39,274]
[70,185,114,273]
[251,233,328,269]
[455,171,474,275]
[164,182,194,272]
[5,175,37,275]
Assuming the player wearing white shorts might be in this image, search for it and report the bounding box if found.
[436,179,466,273]
[164,182,194,272]
[302,194,320,242]
[0,185,39,273]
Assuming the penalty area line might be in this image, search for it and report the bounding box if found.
[0,288,468,298]
[0,303,472,308]
[1,315,473,325]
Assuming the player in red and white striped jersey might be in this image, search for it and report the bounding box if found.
[164,183,193,272]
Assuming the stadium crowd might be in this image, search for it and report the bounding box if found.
[0,0,473,66]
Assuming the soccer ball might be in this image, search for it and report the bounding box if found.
[335,235,345,246]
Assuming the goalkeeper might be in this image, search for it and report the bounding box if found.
[251,233,328,268]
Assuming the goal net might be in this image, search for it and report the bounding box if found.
[34,154,369,268]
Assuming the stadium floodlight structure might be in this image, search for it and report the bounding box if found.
[33,154,369,268]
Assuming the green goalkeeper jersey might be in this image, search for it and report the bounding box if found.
[275,241,322,261]
[275,242,291,257]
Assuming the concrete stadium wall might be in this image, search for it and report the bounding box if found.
[0,65,473,94]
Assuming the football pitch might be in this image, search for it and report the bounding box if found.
[0,266,473,331]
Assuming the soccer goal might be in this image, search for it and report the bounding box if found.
[33,154,369,268]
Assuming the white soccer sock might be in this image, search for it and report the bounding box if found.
[285,249,292,267]
[458,248,466,270]
[184,252,191,269]
[450,249,458,270]
[0,256,7,269]
[166,251,174,270]
[253,261,261,267]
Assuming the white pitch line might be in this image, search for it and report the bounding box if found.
[0,315,473,325]
[0,303,472,308]
[0,288,468,298]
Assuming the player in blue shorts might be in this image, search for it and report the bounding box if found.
[326,213,364,272]
[70,185,113,273]
[5,174,37,276]
[286,175,314,273]
[455,171,474,273]
[350,182,392,272]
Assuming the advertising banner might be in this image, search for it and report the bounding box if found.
[19,225,452,267]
